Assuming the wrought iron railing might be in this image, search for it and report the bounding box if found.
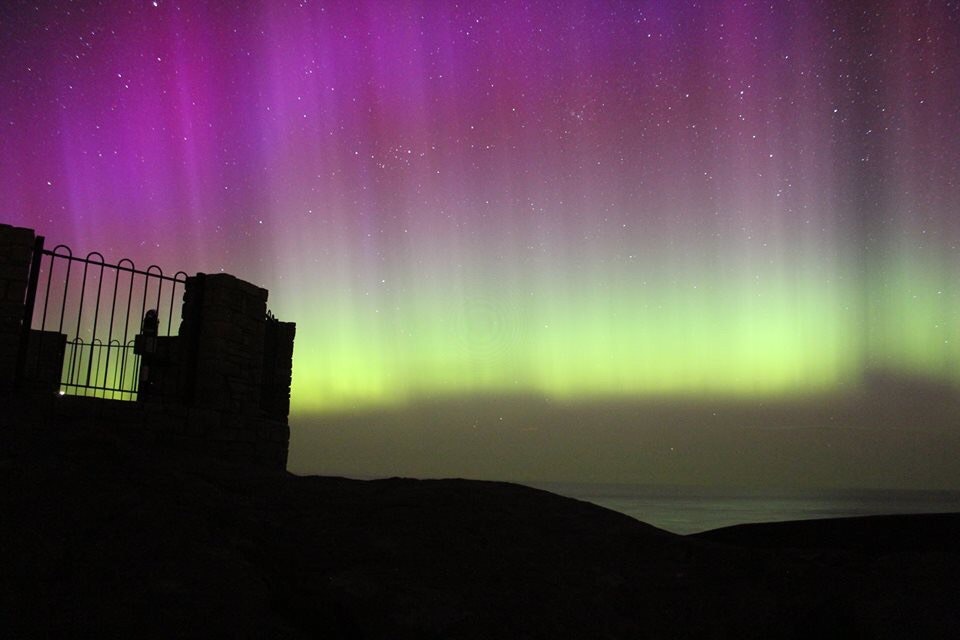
[23,237,187,400]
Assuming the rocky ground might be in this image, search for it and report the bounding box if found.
[1,421,958,639]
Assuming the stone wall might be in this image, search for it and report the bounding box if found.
[131,273,295,469]
[167,273,292,469]
[23,330,66,392]
[0,224,296,471]
[0,224,35,393]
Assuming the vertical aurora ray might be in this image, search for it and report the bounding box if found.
[1,1,958,413]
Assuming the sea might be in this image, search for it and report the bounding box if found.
[532,483,960,535]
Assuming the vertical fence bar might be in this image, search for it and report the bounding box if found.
[150,266,164,320]
[91,339,103,397]
[82,253,105,391]
[117,259,136,396]
[66,337,82,391]
[73,258,91,389]
[102,262,125,400]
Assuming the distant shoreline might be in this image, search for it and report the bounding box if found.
[534,481,960,534]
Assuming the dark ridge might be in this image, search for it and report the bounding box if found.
[2,421,958,639]
[694,512,960,554]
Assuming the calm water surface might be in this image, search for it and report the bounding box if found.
[534,483,960,534]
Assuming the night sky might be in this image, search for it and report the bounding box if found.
[3,1,960,487]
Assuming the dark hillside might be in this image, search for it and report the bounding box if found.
[1,422,958,638]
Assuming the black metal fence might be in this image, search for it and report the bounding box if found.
[23,237,187,400]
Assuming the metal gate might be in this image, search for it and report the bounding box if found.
[21,236,187,400]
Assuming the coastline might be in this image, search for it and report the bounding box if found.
[536,481,960,534]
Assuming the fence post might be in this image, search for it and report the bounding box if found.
[0,224,38,393]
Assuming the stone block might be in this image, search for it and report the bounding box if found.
[186,407,221,433]
[270,422,290,443]
[206,289,244,313]
[0,224,35,247]
[4,280,26,303]
[254,442,279,459]
[143,412,172,432]
[204,318,242,341]
[243,297,267,317]
[224,441,256,458]
[3,244,34,264]
[0,264,28,280]
[0,299,26,317]
[206,426,232,442]
[161,403,188,419]
[0,317,21,334]
[167,417,188,435]
[207,425,247,442]
[184,412,206,436]
[234,427,256,442]
[23,330,65,392]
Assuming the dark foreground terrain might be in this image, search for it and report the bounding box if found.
[1,423,958,639]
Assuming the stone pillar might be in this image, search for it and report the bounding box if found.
[0,224,36,392]
[261,319,296,422]
[183,273,268,413]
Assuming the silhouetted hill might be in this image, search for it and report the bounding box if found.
[1,421,958,638]
[697,512,960,554]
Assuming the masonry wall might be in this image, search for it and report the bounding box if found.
[133,273,294,469]
[24,330,66,392]
[0,224,34,393]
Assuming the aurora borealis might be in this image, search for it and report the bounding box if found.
[2,1,959,424]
